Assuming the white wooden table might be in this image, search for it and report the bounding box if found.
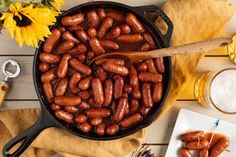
[0,0,236,156]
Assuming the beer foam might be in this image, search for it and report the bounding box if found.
[210,69,236,112]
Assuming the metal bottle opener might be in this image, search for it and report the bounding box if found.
[0,60,21,107]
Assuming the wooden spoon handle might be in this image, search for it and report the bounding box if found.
[147,37,232,58]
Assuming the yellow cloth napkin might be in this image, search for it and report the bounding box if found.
[0,0,234,157]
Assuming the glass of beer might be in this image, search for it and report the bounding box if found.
[194,68,236,114]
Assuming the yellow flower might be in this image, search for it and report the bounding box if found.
[49,0,64,11]
[0,3,58,47]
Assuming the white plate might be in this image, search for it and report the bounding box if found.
[165,108,236,157]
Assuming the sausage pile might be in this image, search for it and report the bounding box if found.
[39,8,165,136]
[179,131,230,157]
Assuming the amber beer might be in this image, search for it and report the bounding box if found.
[194,69,236,114]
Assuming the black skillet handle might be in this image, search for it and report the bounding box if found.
[135,5,173,46]
[2,109,55,157]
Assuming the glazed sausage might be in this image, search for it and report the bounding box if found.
[124,84,132,94]
[76,30,89,43]
[125,13,145,33]
[130,99,139,114]
[186,140,209,150]
[78,122,92,133]
[62,31,79,43]
[143,32,156,49]
[95,58,125,65]
[107,26,121,39]
[99,39,119,50]
[114,76,124,99]
[106,123,119,135]
[113,97,128,123]
[68,25,83,32]
[78,76,92,90]
[120,113,142,128]
[139,106,150,116]
[87,51,95,59]
[104,79,113,107]
[74,114,88,123]
[79,91,92,100]
[96,67,107,81]
[39,53,60,64]
[41,67,57,83]
[146,59,157,73]
[102,61,129,76]
[91,78,104,107]
[117,34,143,43]
[88,98,97,107]
[79,101,90,110]
[87,10,100,27]
[119,24,131,34]
[138,72,162,83]
[69,72,81,94]
[97,8,106,20]
[180,131,205,142]
[57,54,71,78]
[199,149,209,157]
[55,110,73,123]
[97,17,113,38]
[67,44,87,55]
[43,28,61,53]
[129,65,139,86]
[56,40,74,54]
[96,123,106,136]
[59,27,66,32]
[61,13,84,26]
[153,83,163,102]
[69,58,92,75]
[78,54,86,62]
[39,63,49,72]
[209,137,230,157]
[179,148,192,157]
[86,108,111,118]
[142,83,153,108]
[124,102,130,116]
[137,62,148,72]
[43,82,54,103]
[87,28,97,38]
[89,38,105,55]
[50,103,61,111]
[140,42,151,52]
[90,117,102,126]
[107,10,124,21]
[64,106,79,113]
[55,78,68,96]
[54,96,81,106]
[154,58,165,74]
[133,84,141,100]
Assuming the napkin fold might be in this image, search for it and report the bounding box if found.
[0,0,234,157]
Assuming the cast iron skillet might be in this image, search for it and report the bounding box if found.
[2,1,173,157]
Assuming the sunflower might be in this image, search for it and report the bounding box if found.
[0,3,58,47]
[49,0,64,11]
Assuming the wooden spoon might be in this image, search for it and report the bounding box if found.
[89,37,232,65]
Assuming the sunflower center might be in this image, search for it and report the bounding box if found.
[13,13,32,27]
